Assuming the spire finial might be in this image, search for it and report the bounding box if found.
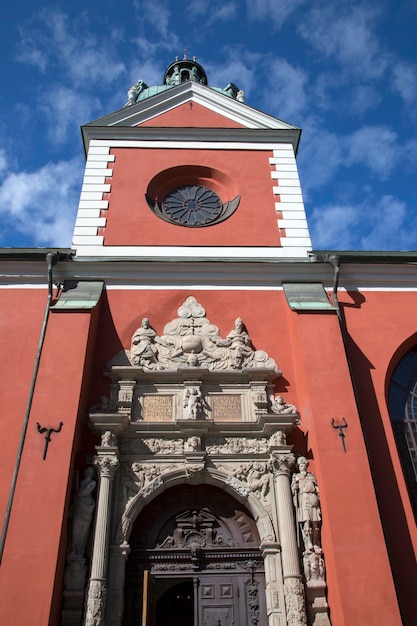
[183,49,187,60]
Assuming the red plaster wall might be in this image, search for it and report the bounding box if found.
[103,148,280,247]
[139,101,245,128]
[0,293,100,625]
[2,283,417,625]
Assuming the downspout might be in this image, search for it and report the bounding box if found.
[328,254,362,407]
[0,251,59,564]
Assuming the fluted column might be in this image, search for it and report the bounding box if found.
[84,448,119,626]
[270,453,307,626]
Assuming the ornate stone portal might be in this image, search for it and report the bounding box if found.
[71,297,330,625]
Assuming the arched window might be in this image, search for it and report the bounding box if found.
[388,348,417,519]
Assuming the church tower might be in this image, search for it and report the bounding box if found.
[1,54,412,626]
[72,53,310,259]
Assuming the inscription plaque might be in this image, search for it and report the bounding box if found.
[212,395,242,421]
[143,395,173,421]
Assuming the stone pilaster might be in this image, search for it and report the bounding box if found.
[84,449,119,626]
[270,453,307,626]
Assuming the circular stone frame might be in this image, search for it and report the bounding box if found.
[145,165,240,228]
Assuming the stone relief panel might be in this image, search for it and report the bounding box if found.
[108,296,280,373]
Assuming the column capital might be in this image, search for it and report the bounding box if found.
[94,452,119,478]
[270,452,295,476]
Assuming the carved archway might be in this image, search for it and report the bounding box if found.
[122,484,266,626]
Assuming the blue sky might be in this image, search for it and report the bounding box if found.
[1,0,417,250]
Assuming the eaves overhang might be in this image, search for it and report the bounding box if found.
[311,250,417,265]
[81,81,301,155]
[81,125,302,158]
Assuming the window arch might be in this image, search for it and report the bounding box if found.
[388,347,417,519]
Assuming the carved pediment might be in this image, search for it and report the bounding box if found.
[108,296,280,373]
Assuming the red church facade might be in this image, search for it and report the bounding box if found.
[0,57,416,626]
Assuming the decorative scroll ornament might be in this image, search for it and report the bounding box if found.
[126,297,279,372]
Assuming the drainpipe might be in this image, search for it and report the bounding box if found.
[329,255,341,321]
[0,251,59,564]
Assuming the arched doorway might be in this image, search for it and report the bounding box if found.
[122,484,266,626]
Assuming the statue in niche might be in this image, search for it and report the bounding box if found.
[270,395,297,415]
[68,468,96,557]
[130,318,160,368]
[183,387,203,419]
[292,457,322,553]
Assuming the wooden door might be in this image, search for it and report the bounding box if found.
[198,575,246,626]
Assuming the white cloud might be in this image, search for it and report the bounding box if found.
[16,11,126,88]
[0,158,83,246]
[298,3,388,81]
[263,58,308,122]
[309,195,417,251]
[39,86,101,145]
[345,126,399,178]
[310,203,358,249]
[205,48,259,96]
[246,0,307,29]
[0,149,8,174]
[391,61,417,107]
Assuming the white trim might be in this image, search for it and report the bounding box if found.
[73,226,101,236]
[75,218,107,227]
[88,146,110,154]
[279,194,304,203]
[88,139,297,151]
[85,168,113,177]
[276,203,306,212]
[77,209,102,218]
[88,82,299,132]
[80,192,106,201]
[81,184,111,193]
[86,154,115,162]
[72,235,104,245]
[278,219,309,229]
[271,171,300,180]
[78,200,109,209]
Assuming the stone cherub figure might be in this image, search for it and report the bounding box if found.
[270,395,297,414]
[291,457,322,553]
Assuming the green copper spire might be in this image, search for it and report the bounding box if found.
[125,52,245,107]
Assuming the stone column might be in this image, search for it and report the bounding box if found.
[84,448,119,626]
[270,453,307,626]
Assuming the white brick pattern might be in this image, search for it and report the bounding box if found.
[72,146,113,248]
[270,146,311,256]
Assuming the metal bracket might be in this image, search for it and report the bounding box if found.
[36,422,63,460]
[331,417,348,453]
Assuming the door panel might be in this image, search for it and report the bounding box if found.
[199,576,243,626]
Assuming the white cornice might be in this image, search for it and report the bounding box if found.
[1,259,417,291]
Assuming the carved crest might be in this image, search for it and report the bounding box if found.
[111,297,279,372]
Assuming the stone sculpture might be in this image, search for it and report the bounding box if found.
[291,457,322,553]
[126,296,279,372]
[69,468,96,558]
[271,395,297,414]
